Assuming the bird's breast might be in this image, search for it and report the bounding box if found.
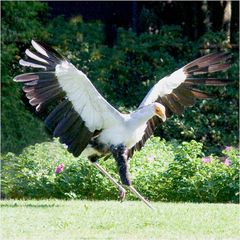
[99,123,147,148]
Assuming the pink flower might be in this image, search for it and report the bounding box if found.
[55,163,64,174]
[202,156,211,163]
[224,146,232,151]
[224,158,231,167]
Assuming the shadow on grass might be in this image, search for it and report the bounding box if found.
[0,201,61,208]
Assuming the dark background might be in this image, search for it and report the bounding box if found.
[46,1,239,45]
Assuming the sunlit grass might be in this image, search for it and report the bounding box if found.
[1,200,239,240]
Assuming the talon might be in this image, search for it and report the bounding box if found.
[118,188,126,202]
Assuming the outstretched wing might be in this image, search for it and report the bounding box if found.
[14,40,123,157]
[128,52,231,158]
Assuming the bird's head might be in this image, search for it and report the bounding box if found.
[153,103,166,122]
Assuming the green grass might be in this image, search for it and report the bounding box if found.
[1,200,239,240]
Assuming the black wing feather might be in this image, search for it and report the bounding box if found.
[14,40,96,157]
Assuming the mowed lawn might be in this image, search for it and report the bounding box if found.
[1,200,239,240]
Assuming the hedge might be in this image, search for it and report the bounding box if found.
[2,137,239,203]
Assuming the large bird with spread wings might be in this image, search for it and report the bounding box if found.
[14,40,231,209]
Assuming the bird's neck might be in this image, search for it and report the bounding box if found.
[127,107,154,128]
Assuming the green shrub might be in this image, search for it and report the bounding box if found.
[1,1,49,153]
[2,137,239,203]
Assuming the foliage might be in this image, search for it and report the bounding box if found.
[129,138,239,203]
[1,1,49,153]
[2,137,239,203]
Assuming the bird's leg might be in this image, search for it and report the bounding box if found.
[91,161,126,201]
[111,144,154,210]
[127,186,154,210]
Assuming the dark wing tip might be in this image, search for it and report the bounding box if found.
[184,51,232,76]
[31,39,65,61]
[185,78,233,86]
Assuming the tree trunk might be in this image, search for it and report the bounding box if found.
[131,1,138,33]
[222,0,232,43]
[202,0,211,32]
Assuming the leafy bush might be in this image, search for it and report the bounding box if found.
[2,137,239,203]
[1,1,49,153]
[129,138,239,203]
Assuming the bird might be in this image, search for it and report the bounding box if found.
[14,40,231,209]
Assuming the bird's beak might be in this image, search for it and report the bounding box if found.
[161,114,166,122]
[156,108,166,122]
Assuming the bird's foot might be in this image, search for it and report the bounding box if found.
[118,187,126,202]
[127,186,155,210]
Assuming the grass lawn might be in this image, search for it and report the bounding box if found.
[1,200,239,240]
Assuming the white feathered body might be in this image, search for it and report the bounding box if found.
[56,61,156,149]
[98,117,148,148]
